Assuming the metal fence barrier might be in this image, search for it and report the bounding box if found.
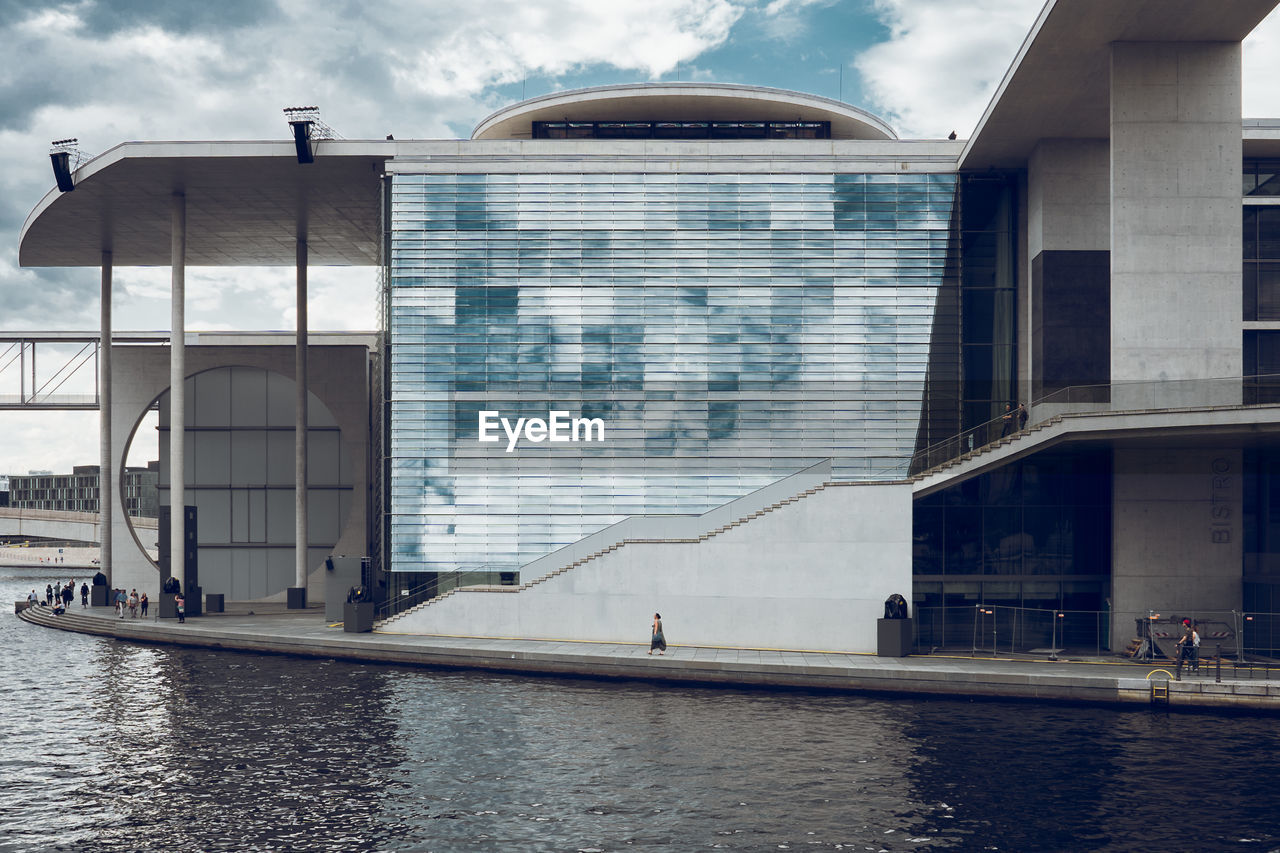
[913,605,1280,668]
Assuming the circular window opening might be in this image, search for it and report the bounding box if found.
[122,366,353,601]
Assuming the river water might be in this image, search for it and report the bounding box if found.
[3,566,1280,853]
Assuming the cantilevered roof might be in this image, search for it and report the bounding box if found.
[20,141,390,267]
[472,83,897,141]
[961,0,1278,169]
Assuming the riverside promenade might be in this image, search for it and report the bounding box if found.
[15,601,1280,711]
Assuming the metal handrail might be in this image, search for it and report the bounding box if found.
[375,563,513,621]
[905,372,1280,477]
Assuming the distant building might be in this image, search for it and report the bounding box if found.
[10,463,158,517]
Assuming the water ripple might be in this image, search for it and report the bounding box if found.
[3,569,1280,851]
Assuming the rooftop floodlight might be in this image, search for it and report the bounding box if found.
[283,106,339,164]
[49,138,87,192]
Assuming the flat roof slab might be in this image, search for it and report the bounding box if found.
[962,0,1278,169]
[20,141,389,267]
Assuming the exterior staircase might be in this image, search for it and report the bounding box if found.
[909,415,1065,484]
[16,603,131,636]
[375,480,837,631]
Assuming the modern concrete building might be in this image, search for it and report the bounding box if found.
[9,464,157,517]
[15,0,1280,653]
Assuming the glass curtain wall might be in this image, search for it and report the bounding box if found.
[912,175,1017,463]
[387,171,957,573]
[1243,447,1280,656]
[912,448,1112,649]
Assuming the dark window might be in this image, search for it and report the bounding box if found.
[1245,159,1280,196]
[531,120,830,140]
[912,448,1113,629]
[1261,207,1280,259]
[711,121,767,139]
[1244,330,1280,402]
[768,121,829,139]
[595,122,653,139]
[654,121,709,139]
[1245,262,1280,321]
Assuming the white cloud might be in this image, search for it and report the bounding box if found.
[0,0,744,471]
[854,0,1040,138]
[861,0,1280,138]
[384,0,742,99]
[0,411,100,476]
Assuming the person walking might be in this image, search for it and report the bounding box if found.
[128,589,139,619]
[648,612,667,655]
[1017,402,1028,431]
[80,582,89,608]
[175,593,185,624]
[115,588,127,619]
[140,592,149,618]
[1176,619,1200,673]
[1000,403,1014,437]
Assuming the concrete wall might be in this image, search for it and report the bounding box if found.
[1028,138,1110,258]
[391,481,913,653]
[1027,139,1112,400]
[1111,446,1242,645]
[109,344,369,605]
[1110,42,1243,395]
[0,508,105,542]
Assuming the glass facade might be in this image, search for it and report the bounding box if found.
[387,171,961,573]
[1243,448,1280,656]
[912,449,1113,648]
[914,175,1018,457]
[1244,158,1280,197]
[1242,202,1280,322]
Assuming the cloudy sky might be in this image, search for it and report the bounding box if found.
[2,0,1280,473]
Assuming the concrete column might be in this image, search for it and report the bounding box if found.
[170,193,186,590]
[99,251,112,586]
[1110,42,1242,407]
[293,237,309,604]
[1110,446,1242,648]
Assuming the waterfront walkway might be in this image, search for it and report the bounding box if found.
[15,601,1280,710]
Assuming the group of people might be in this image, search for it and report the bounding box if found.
[113,588,149,619]
[1000,402,1030,437]
[24,580,188,623]
[26,580,85,615]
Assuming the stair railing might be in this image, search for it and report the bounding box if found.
[907,373,1280,477]
[376,563,513,623]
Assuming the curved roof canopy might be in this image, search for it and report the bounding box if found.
[20,140,388,267]
[472,83,897,141]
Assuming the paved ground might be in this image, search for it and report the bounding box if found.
[15,600,1280,710]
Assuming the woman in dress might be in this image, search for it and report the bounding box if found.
[649,613,667,655]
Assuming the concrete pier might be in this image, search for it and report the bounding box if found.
[15,603,1280,711]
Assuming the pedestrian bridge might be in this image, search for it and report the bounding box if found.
[0,507,156,545]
